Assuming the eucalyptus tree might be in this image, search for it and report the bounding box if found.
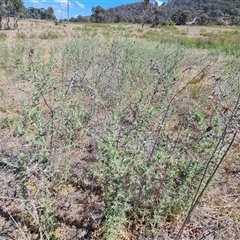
[143,0,150,11]
[0,0,24,29]
[142,0,150,27]
[142,0,167,27]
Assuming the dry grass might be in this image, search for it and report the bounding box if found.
[1,20,239,42]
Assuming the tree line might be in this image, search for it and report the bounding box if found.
[23,7,56,21]
[1,0,240,30]
[71,0,240,26]
[0,0,56,30]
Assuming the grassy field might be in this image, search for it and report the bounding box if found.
[0,20,240,240]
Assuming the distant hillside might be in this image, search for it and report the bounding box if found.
[70,0,240,26]
[169,0,240,25]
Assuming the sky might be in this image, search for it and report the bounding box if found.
[23,0,167,19]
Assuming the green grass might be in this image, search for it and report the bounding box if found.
[0,32,7,40]
[16,32,27,39]
[38,30,62,39]
[140,27,240,55]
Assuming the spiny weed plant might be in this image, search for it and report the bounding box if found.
[5,32,240,239]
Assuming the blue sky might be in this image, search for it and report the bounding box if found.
[24,0,167,19]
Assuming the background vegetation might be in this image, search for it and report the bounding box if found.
[2,0,240,28]
[83,0,240,26]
